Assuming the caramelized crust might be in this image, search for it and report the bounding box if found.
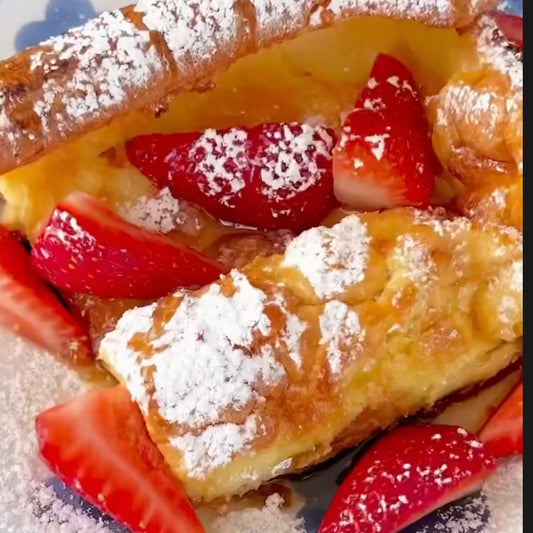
[0,0,496,176]
[430,14,523,229]
[100,208,523,501]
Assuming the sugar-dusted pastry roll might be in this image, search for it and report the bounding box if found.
[0,0,496,175]
[100,207,523,501]
[430,14,523,229]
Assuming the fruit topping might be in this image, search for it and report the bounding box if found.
[36,386,204,533]
[319,424,496,533]
[0,225,90,361]
[333,54,439,211]
[480,382,523,458]
[31,192,223,299]
[487,11,523,52]
[126,123,337,231]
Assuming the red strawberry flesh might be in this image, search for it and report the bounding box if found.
[480,382,523,458]
[31,192,223,299]
[126,123,337,231]
[319,424,496,533]
[333,54,439,211]
[36,386,205,533]
[0,225,90,361]
[489,11,523,51]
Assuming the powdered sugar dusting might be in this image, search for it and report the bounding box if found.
[0,329,111,532]
[260,124,334,200]
[364,98,385,111]
[171,416,259,479]
[190,128,248,206]
[102,271,288,478]
[491,258,523,335]
[509,259,523,292]
[365,134,390,161]
[171,124,334,207]
[436,83,503,132]
[100,303,157,413]
[119,187,182,234]
[0,94,16,148]
[312,0,454,27]
[490,188,508,210]
[414,208,473,238]
[477,15,523,91]
[283,215,370,299]
[320,300,365,375]
[394,235,436,284]
[0,92,25,157]
[283,312,307,368]
[31,11,165,132]
[105,271,284,428]
[135,0,239,70]
[213,493,305,533]
[367,77,379,90]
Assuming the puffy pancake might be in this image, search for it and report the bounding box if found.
[100,207,523,501]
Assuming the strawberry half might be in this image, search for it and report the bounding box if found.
[489,11,523,51]
[31,192,223,299]
[319,424,496,533]
[126,123,337,231]
[36,386,204,533]
[0,226,90,361]
[480,382,523,458]
[333,54,439,210]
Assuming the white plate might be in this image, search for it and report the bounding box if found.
[0,1,523,532]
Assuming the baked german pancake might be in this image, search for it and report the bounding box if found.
[0,0,523,531]
[100,207,523,502]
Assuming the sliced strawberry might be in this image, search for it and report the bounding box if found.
[479,382,523,458]
[36,386,204,533]
[489,11,523,51]
[126,123,337,231]
[333,54,439,211]
[31,192,223,299]
[0,226,90,361]
[319,425,496,533]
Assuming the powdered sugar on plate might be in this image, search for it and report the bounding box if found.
[413,458,522,533]
[414,495,488,533]
[484,456,523,533]
[212,493,305,533]
[283,215,370,300]
[0,329,110,533]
